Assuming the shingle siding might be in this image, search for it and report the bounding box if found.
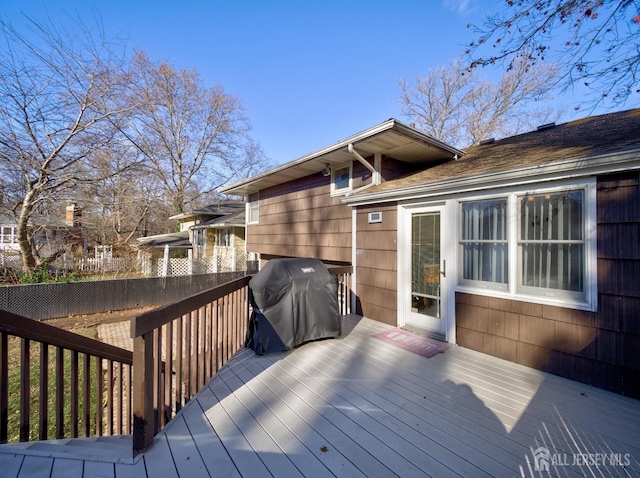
[456,171,640,398]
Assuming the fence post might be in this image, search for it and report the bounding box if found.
[162,245,169,277]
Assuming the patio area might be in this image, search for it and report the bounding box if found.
[1,314,639,477]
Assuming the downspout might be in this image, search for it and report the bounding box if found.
[345,145,381,197]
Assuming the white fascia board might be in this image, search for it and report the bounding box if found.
[343,149,640,207]
[220,119,464,196]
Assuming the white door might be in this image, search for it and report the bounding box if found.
[402,205,449,340]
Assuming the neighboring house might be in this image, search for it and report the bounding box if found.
[0,204,86,267]
[137,200,252,274]
[0,216,20,253]
[221,109,640,398]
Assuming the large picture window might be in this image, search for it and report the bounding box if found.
[460,199,508,287]
[518,191,584,296]
[458,185,593,308]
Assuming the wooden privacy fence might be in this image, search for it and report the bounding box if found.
[130,275,251,454]
[0,310,133,444]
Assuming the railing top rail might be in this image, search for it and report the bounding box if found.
[328,266,353,275]
[0,309,133,364]
[131,275,252,338]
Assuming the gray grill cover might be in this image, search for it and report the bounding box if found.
[246,258,341,355]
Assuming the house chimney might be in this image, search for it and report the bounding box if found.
[66,204,82,227]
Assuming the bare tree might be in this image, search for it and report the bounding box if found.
[124,52,269,216]
[0,16,135,271]
[466,0,640,108]
[398,57,562,147]
[80,145,171,245]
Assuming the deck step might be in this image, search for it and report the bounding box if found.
[0,435,138,464]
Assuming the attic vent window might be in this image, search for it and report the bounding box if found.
[479,138,495,145]
[537,122,556,131]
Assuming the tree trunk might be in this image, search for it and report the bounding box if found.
[16,195,38,272]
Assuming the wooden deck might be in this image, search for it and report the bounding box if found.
[1,314,639,477]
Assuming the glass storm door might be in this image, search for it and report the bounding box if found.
[406,207,447,338]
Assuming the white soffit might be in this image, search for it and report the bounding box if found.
[220,119,463,196]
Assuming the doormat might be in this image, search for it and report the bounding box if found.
[372,328,450,359]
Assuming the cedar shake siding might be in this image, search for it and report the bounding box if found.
[247,172,352,263]
[456,171,640,398]
[355,203,398,325]
[247,155,413,265]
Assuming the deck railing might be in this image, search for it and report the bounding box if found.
[0,310,133,444]
[131,275,251,454]
[0,265,353,456]
[330,266,353,315]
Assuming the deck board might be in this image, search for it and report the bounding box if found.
[1,314,639,477]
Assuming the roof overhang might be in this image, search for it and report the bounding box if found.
[342,149,640,207]
[220,119,464,197]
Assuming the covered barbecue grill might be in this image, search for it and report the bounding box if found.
[246,258,341,355]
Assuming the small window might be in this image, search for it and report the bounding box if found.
[247,193,259,224]
[216,228,231,247]
[331,164,352,195]
[192,229,204,247]
[1,226,16,243]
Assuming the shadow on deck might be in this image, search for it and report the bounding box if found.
[1,314,639,477]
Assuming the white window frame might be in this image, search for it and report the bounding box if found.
[193,229,205,248]
[247,192,259,225]
[331,162,353,196]
[216,228,231,248]
[456,179,597,311]
[1,226,17,244]
[458,196,509,292]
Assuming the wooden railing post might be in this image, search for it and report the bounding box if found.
[132,334,154,455]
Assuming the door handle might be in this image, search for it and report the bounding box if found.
[441,259,446,278]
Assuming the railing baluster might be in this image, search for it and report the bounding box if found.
[39,343,48,440]
[55,346,64,439]
[198,307,205,390]
[184,313,191,399]
[0,332,8,443]
[70,350,78,438]
[164,322,173,426]
[204,303,211,381]
[175,316,183,412]
[82,353,90,437]
[190,310,198,397]
[19,338,30,442]
[95,358,103,436]
[124,364,132,434]
[106,359,114,435]
[215,299,221,372]
[222,294,228,364]
[153,329,160,435]
[117,361,124,435]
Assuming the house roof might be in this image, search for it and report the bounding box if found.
[191,209,246,230]
[168,200,246,221]
[0,213,72,229]
[344,108,640,204]
[136,231,191,249]
[220,119,465,197]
